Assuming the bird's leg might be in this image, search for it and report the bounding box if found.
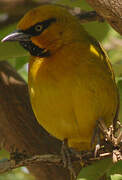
[61,139,68,168]
[91,119,101,156]
[61,139,76,179]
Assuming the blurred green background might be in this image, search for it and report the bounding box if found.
[0,0,122,179]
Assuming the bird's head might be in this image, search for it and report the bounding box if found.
[2,4,82,57]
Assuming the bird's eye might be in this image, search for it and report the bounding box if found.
[35,24,43,32]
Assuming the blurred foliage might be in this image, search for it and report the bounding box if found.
[0,168,35,180]
[0,149,35,180]
[0,0,122,180]
[77,158,112,180]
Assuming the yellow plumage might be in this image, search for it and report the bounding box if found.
[2,4,119,150]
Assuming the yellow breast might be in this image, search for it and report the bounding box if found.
[28,42,118,150]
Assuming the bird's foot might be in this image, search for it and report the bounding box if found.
[61,139,76,179]
[97,119,122,163]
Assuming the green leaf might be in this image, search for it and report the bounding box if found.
[18,64,28,82]
[107,161,122,180]
[117,80,122,123]
[0,23,28,60]
[0,42,28,60]
[113,64,122,78]
[108,161,122,176]
[111,174,122,180]
[0,149,10,159]
[14,56,28,70]
[77,158,112,180]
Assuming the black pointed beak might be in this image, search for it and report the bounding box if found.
[1,30,31,42]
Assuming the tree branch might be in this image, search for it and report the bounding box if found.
[0,145,121,175]
[0,154,62,174]
[0,152,114,175]
[86,0,122,35]
[69,9,104,23]
[0,61,81,179]
[0,111,121,176]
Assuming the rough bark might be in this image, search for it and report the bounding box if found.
[86,0,122,35]
[0,61,80,179]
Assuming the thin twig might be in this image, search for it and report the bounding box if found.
[0,154,62,174]
[0,144,122,175]
[75,10,104,23]
[0,120,122,175]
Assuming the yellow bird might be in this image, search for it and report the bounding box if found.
[2,4,119,151]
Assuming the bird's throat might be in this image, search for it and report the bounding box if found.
[19,41,50,57]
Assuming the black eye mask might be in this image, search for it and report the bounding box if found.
[23,18,56,36]
[19,18,56,57]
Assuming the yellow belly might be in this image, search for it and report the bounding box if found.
[28,43,118,150]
